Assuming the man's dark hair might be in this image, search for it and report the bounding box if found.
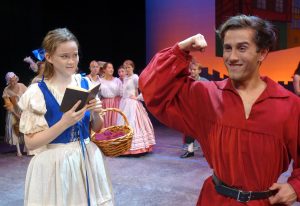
[217,15,277,51]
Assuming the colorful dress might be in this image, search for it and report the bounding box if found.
[99,77,122,128]
[18,74,114,206]
[2,83,27,145]
[139,44,300,206]
[117,74,155,154]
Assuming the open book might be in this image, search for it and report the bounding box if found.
[60,83,100,112]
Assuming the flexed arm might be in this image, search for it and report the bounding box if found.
[178,33,207,52]
[139,34,209,137]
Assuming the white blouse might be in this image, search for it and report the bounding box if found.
[99,77,122,98]
[121,74,139,98]
[18,74,84,134]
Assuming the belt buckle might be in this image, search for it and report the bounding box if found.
[237,190,252,202]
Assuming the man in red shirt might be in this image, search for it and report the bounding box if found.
[139,14,300,205]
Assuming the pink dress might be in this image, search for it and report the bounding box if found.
[117,74,155,154]
[99,77,122,128]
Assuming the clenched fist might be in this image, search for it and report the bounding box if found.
[178,33,207,53]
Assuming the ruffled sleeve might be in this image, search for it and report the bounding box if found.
[18,83,49,134]
[115,78,123,97]
[133,74,139,88]
[139,44,210,138]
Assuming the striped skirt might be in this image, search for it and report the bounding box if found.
[101,97,121,128]
[117,98,155,154]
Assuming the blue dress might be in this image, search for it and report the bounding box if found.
[19,75,114,206]
[38,78,90,144]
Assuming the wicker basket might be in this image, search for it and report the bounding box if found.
[91,108,133,157]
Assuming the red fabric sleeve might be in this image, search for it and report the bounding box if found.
[139,44,211,139]
[287,105,300,201]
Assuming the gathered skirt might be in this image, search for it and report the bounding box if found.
[5,112,24,145]
[101,97,121,128]
[117,98,155,154]
[24,140,114,206]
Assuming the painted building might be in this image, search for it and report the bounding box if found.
[215,0,295,56]
[287,0,300,48]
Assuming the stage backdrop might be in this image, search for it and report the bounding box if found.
[0,1,146,137]
[146,0,300,84]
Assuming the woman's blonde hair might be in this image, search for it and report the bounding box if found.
[39,28,79,79]
[89,60,99,69]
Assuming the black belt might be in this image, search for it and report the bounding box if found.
[212,174,277,203]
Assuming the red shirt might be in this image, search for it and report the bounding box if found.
[139,45,300,205]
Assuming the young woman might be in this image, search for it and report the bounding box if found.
[98,61,106,78]
[2,72,27,157]
[18,28,114,206]
[117,65,126,82]
[99,62,122,128]
[117,59,155,155]
[84,60,101,86]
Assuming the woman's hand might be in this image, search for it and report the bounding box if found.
[60,100,87,128]
[87,98,104,132]
[25,101,87,150]
[87,98,104,115]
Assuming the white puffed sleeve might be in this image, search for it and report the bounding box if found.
[18,83,49,134]
[133,74,144,101]
[133,74,139,88]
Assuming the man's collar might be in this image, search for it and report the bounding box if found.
[214,77,290,98]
